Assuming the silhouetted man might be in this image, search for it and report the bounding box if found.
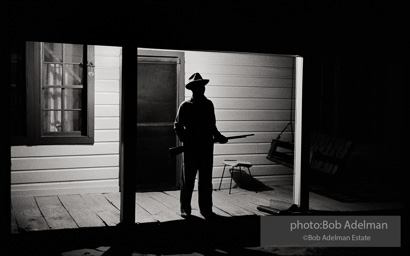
[174,72,227,219]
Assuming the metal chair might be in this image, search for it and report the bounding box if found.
[218,160,257,194]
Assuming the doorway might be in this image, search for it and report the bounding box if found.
[136,49,184,191]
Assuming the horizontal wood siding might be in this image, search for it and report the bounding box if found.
[11,45,122,196]
[184,51,296,186]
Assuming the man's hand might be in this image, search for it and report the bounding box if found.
[217,134,228,144]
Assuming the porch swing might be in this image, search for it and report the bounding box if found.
[266,79,295,168]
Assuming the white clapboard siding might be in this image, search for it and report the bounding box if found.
[215,110,295,121]
[95,56,121,67]
[213,154,275,167]
[185,50,296,185]
[11,155,120,171]
[214,143,271,155]
[220,132,293,144]
[95,92,120,105]
[95,80,120,92]
[186,63,293,78]
[95,46,121,56]
[11,180,120,197]
[185,75,293,88]
[11,167,119,184]
[186,86,292,98]
[95,130,120,142]
[217,121,294,132]
[212,98,292,110]
[213,165,292,178]
[185,51,294,67]
[11,143,119,157]
[95,105,120,117]
[95,67,120,80]
[11,46,122,196]
[95,118,120,129]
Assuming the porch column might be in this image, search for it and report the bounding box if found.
[120,44,137,225]
[293,56,310,211]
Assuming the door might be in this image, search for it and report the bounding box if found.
[137,55,182,191]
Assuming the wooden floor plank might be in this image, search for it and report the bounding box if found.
[162,190,203,217]
[11,208,19,234]
[212,192,255,216]
[133,194,160,224]
[257,188,294,204]
[11,186,405,235]
[221,188,271,207]
[145,192,181,214]
[135,202,160,223]
[163,190,179,199]
[220,188,294,213]
[256,186,310,211]
[214,191,267,215]
[103,192,157,223]
[164,190,231,217]
[263,184,351,211]
[10,185,407,235]
[81,193,120,226]
[36,196,78,230]
[272,185,346,211]
[137,192,184,222]
[103,193,121,210]
[145,191,204,219]
[59,194,105,228]
[191,191,231,217]
[11,196,49,232]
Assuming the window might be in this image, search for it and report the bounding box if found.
[10,41,95,145]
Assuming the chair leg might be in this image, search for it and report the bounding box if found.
[219,164,227,190]
[229,168,234,194]
[247,167,257,193]
[239,166,243,186]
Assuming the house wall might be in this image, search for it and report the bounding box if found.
[10,48,296,196]
[11,46,122,197]
[183,50,296,188]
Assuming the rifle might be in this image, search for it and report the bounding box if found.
[169,133,254,157]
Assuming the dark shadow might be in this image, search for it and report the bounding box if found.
[10,210,407,256]
[230,171,274,192]
[7,215,261,255]
[308,169,405,203]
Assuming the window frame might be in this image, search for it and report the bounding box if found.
[24,41,95,145]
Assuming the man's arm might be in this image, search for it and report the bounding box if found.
[209,101,228,144]
[174,103,186,142]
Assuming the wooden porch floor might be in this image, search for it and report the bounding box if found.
[11,188,266,234]
[11,184,405,234]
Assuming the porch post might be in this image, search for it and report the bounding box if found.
[119,43,137,225]
[293,56,309,211]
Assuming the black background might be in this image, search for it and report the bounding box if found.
[4,1,409,255]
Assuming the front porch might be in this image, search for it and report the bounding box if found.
[11,183,404,234]
[11,188,270,234]
[9,182,405,255]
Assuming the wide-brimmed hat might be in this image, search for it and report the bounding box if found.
[186,72,209,90]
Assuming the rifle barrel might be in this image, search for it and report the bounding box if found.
[169,133,254,157]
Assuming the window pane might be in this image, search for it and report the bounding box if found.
[42,88,62,109]
[65,64,83,85]
[44,42,63,62]
[43,111,62,132]
[64,111,81,132]
[43,64,63,85]
[64,89,82,109]
[64,44,83,63]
